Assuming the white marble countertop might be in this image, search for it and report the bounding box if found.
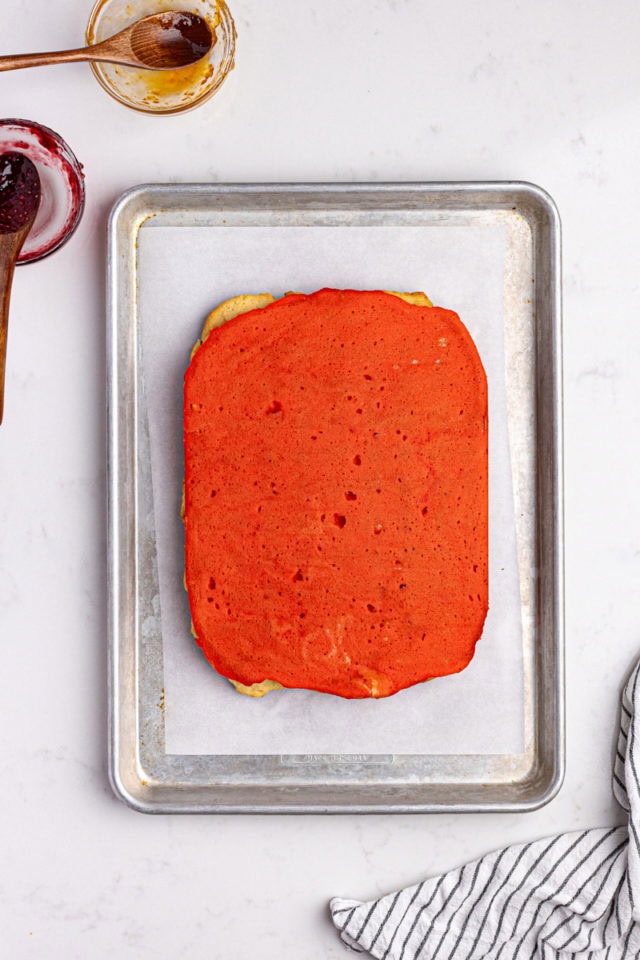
[2,0,639,955]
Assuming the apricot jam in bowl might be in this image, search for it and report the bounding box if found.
[86,0,236,114]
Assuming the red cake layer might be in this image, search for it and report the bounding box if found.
[183,289,488,698]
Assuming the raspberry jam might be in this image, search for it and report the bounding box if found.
[0,120,84,263]
[0,153,41,234]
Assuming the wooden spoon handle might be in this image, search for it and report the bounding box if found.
[0,229,29,424]
[0,46,102,72]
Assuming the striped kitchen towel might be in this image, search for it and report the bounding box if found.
[329,660,640,959]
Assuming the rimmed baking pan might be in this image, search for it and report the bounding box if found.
[107,182,563,812]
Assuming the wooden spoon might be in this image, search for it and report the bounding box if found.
[0,154,41,424]
[0,11,212,72]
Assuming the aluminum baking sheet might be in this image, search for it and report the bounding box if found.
[107,182,563,813]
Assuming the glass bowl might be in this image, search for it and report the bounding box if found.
[86,0,236,115]
[0,119,85,265]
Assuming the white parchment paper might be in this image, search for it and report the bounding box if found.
[137,221,525,756]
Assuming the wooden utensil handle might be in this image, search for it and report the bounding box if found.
[0,229,30,424]
[0,47,96,71]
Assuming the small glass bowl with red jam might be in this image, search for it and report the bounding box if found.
[0,119,85,265]
[86,0,236,115]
